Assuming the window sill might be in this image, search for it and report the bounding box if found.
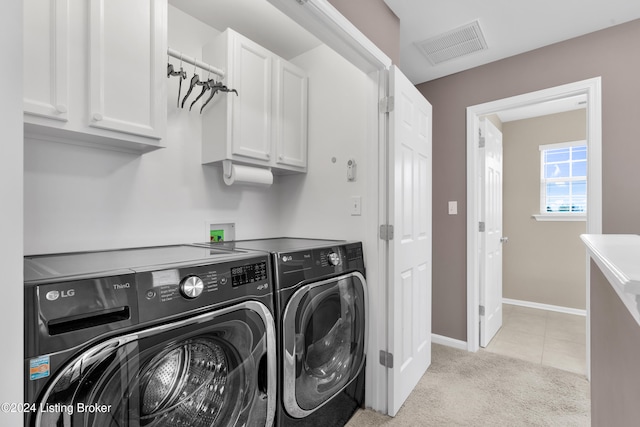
[532,214,587,222]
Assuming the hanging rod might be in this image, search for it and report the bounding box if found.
[167,48,225,79]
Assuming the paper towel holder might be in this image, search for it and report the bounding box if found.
[222,159,272,179]
[223,160,233,179]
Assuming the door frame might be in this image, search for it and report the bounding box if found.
[267,0,392,413]
[466,78,602,374]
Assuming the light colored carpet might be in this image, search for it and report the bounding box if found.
[347,344,590,426]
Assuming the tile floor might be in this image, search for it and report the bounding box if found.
[484,303,587,375]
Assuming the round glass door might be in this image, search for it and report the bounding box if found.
[137,336,243,425]
[282,272,367,418]
[35,301,275,427]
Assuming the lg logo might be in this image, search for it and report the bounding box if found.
[45,289,75,301]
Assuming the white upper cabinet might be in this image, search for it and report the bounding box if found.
[274,59,308,169]
[202,28,308,174]
[23,0,167,153]
[229,34,273,163]
[23,0,69,122]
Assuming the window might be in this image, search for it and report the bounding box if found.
[537,141,587,219]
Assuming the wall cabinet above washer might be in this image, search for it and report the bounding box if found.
[23,0,167,154]
[201,28,308,174]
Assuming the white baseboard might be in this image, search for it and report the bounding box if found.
[431,334,468,350]
[503,298,586,317]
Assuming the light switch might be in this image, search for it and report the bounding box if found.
[448,201,458,215]
[350,196,362,216]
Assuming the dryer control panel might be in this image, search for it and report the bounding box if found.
[275,242,365,290]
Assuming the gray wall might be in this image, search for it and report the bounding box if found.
[503,110,586,309]
[418,18,640,341]
[590,262,640,426]
[328,0,400,64]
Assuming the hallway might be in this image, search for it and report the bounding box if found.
[485,303,587,375]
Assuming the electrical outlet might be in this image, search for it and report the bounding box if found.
[350,196,362,216]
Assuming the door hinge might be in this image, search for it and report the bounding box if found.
[479,221,485,232]
[380,224,394,241]
[479,305,485,316]
[379,350,394,368]
[379,96,395,113]
[478,127,485,148]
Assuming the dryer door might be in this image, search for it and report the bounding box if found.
[33,301,275,427]
[282,272,367,418]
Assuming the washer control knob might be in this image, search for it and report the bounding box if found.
[180,275,204,299]
[327,251,341,266]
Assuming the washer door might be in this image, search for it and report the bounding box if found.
[282,272,367,418]
[34,301,275,427]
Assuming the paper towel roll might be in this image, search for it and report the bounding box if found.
[223,163,273,187]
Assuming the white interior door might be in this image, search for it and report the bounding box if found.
[387,66,432,416]
[479,118,504,347]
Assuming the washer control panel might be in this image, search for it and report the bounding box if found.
[136,255,270,323]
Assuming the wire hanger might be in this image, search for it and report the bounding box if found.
[166,48,237,113]
[200,80,238,114]
[181,60,200,108]
[189,71,213,111]
[167,54,186,107]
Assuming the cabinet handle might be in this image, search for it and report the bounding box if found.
[93,113,104,122]
[55,104,68,114]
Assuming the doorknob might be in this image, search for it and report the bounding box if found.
[500,237,509,244]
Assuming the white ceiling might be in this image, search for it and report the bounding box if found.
[383,0,640,85]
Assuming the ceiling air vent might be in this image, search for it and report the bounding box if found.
[415,20,488,65]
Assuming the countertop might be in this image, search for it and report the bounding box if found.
[581,234,640,326]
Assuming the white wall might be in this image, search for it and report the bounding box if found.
[279,44,369,241]
[24,6,282,254]
[24,6,371,255]
[1,0,23,423]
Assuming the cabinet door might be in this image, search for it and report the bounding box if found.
[274,59,308,169]
[229,33,273,162]
[23,0,69,121]
[88,0,166,140]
